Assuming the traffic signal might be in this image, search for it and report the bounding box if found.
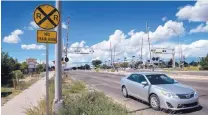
[155,57,159,61]
[162,50,166,53]
[152,57,155,61]
[65,57,69,62]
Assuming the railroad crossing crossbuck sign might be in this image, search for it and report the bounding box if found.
[34,4,60,30]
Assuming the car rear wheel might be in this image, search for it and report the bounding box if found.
[122,86,128,98]
[150,94,160,111]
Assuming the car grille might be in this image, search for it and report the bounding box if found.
[177,102,198,108]
[176,93,194,99]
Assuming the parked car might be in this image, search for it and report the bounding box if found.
[120,72,199,110]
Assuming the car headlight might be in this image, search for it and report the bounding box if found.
[160,91,179,99]
[194,91,198,97]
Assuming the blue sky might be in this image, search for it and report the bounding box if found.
[1,1,208,65]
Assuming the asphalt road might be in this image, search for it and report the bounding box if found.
[66,70,208,115]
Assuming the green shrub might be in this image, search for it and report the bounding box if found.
[11,70,24,79]
[111,69,115,72]
[68,81,86,93]
[59,91,128,115]
[95,68,100,72]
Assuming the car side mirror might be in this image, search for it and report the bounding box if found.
[141,81,148,85]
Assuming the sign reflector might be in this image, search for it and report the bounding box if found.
[37,30,57,44]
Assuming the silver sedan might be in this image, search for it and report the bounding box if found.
[120,72,199,110]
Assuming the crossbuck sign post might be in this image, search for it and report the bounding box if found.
[34,4,60,115]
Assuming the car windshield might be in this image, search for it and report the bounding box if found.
[146,74,176,85]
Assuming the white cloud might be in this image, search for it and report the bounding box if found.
[189,22,208,34]
[176,0,208,22]
[3,29,24,43]
[62,22,68,29]
[162,16,167,21]
[28,21,39,30]
[21,44,46,50]
[65,20,186,67]
[180,40,208,58]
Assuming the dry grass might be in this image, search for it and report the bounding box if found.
[1,76,40,106]
[25,76,129,115]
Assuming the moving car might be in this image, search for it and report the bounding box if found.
[120,72,199,110]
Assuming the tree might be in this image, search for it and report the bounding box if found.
[158,60,167,68]
[11,70,24,88]
[37,64,44,73]
[92,60,102,68]
[183,61,189,67]
[84,64,90,70]
[189,61,198,66]
[101,64,108,69]
[120,62,129,68]
[1,51,21,86]
[200,54,208,70]
[167,59,173,68]
[20,62,28,73]
[72,67,77,70]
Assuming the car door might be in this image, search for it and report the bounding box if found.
[125,74,138,97]
[136,74,150,102]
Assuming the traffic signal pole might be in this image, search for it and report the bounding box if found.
[53,0,63,114]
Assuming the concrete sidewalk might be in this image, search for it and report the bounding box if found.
[1,72,55,115]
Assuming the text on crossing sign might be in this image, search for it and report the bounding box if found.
[37,30,57,44]
[34,4,60,30]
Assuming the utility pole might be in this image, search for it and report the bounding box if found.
[146,22,153,71]
[65,16,70,68]
[54,0,63,114]
[110,42,113,68]
[141,37,143,61]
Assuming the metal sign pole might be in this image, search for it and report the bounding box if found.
[45,43,49,115]
[54,0,63,114]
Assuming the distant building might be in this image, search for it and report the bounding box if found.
[26,58,37,73]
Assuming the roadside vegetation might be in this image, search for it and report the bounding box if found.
[25,76,128,115]
[1,51,44,105]
[92,54,208,71]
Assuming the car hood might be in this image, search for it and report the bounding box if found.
[154,83,194,94]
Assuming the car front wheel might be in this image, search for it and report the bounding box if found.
[122,86,128,98]
[150,94,160,111]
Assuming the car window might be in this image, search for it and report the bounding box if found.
[138,74,147,83]
[127,74,137,82]
[146,74,176,85]
[127,74,147,83]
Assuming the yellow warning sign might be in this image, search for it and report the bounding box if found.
[37,30,57,44]
[34,4,60,30]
